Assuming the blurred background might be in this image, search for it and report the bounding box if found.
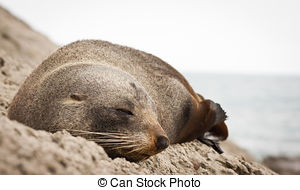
[0,0,299,162]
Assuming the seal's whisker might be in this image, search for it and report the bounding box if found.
[87,136,132,140]
[69,132,132,139]
[96,143,141,150]
[110,146,140,151]
[126,146,146,154]
[89,139,135,143]
[70,132,127,137]
[98,144,129,148]
[76,135,131,141]
[90,141,136,145]
[66,129,128,136]
[88,134,128,138]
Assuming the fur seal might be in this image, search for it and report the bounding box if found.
[8,40,228,161]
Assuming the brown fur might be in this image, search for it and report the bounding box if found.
[8,40,228,161]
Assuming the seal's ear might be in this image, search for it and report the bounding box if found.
[70,93,88,101]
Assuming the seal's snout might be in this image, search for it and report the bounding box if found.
[155,135,169,151]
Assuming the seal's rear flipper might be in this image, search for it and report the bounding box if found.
[205,121,228,141]
[198,122,228,154]
[198,137,224,154]
[207,100,227,128]
[202,122,228,154]
[199,99,228,133]
[197,99,228,154]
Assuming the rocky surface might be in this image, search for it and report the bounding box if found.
[263,156,300,175]
[0,6,275,174]
[0,116,274,174]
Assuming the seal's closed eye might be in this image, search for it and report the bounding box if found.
[70,93,88,101]
[115,108,134,115]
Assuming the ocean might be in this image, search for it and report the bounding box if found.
[183,73,300,160]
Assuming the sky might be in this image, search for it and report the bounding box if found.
[0,0,299,75]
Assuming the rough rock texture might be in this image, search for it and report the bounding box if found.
[221,141,256,162]
[263,156,300,175]
[0,6,275,174]
[0,116,143,174]
[0,116,274,175]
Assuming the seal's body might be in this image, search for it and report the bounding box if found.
[8,40,228,161]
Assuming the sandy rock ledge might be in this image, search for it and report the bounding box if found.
[0,115,274,174]
[0,6,275,175]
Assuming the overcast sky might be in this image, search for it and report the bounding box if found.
[1,0,299,75]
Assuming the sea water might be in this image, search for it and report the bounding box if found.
[184,73,300,160]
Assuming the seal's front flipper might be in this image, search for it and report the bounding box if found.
[198,137,224,154]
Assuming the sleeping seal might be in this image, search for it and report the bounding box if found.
[8,40,228,161]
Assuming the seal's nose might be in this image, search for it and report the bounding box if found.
[155,136,169,151]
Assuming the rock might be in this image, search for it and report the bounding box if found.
[221,140,256,162]
[0,115,274,174]
[0,6,275,174]
[263,156,300,175]
[0,115,144,174]
[139,141,274,174]
[0,6,58,116]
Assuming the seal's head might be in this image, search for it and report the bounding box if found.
[11,63,169,161]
